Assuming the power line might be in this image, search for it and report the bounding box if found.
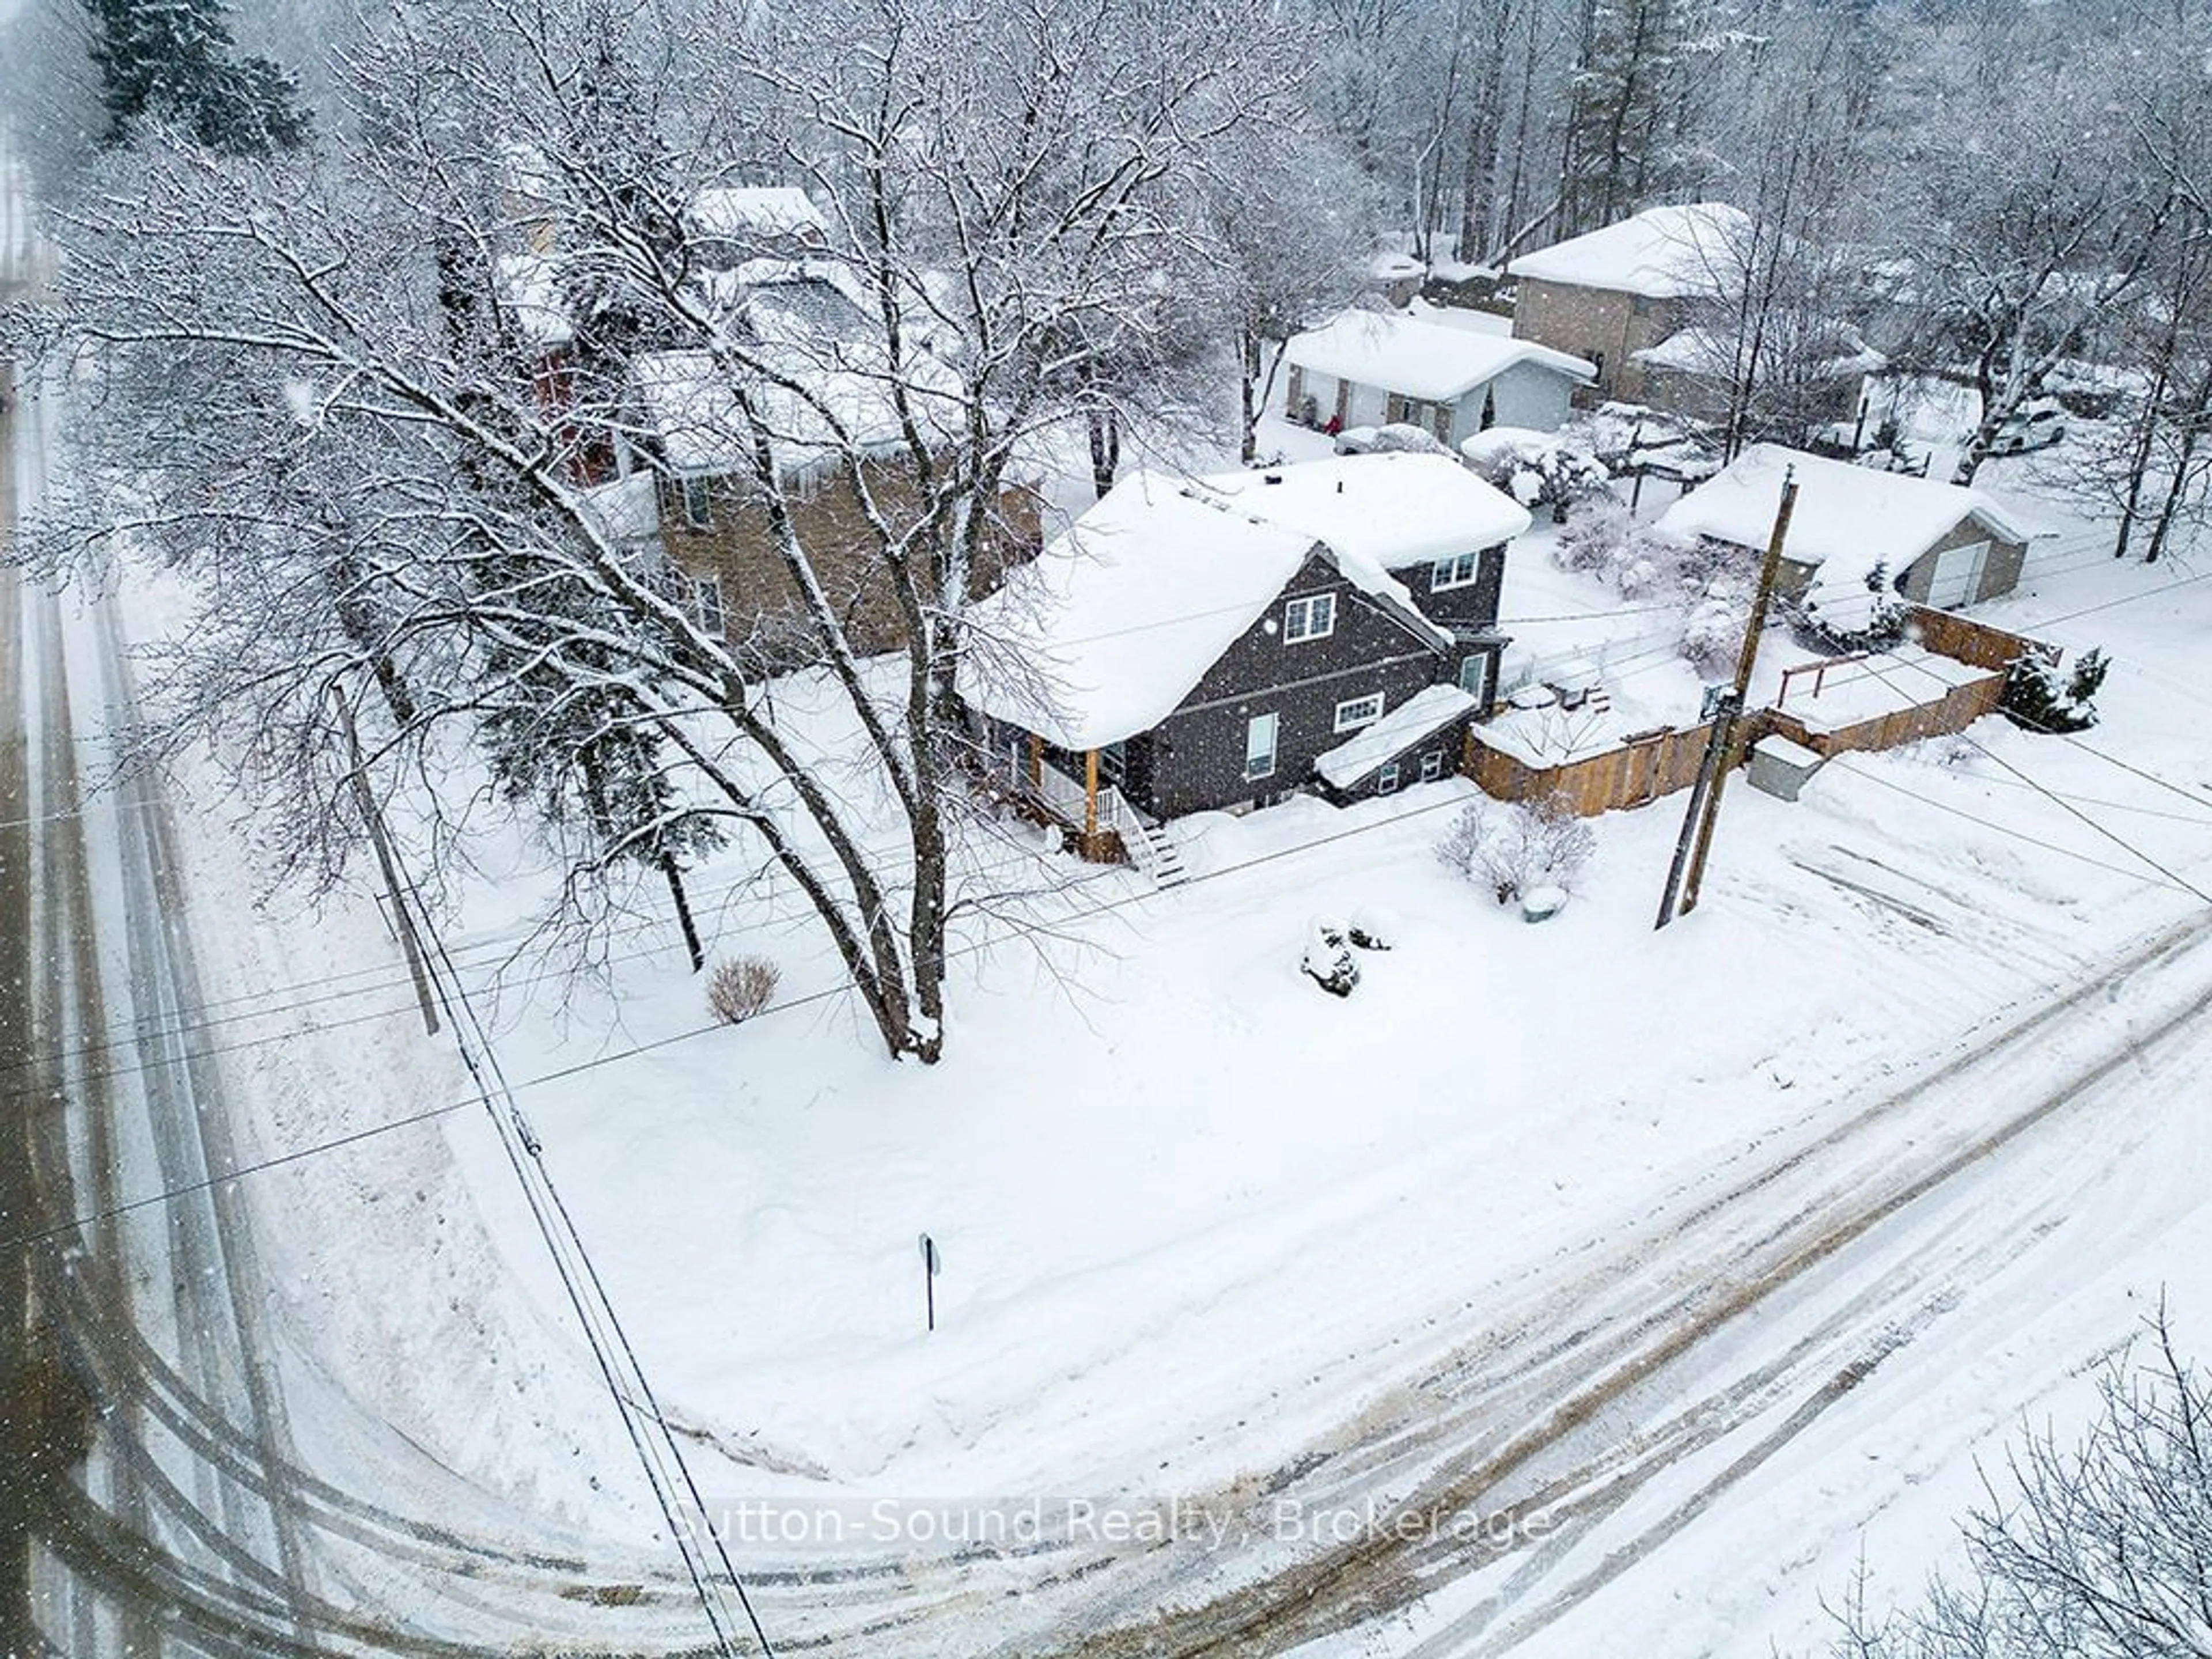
[0,782,1478,1257]
[1808,648,2212,904]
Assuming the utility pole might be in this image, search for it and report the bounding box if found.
[333,688,441,1034]
[1655,469,1798,929]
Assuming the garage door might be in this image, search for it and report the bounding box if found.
[1925,539,1990,609]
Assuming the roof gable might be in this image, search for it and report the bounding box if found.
[1283,309,1594,403]
[959,468,1455,750]
[1198,453,1531,570]
[1506,203,1751,300]
[1656,445,2037,579]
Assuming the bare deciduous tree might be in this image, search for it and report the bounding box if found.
[22,0,1295,1065]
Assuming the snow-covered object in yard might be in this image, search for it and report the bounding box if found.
[960,471,1438,751]
[1748,732,1825,802]
[688,185,828,245]
[1301,922,1359,996]
[1349,907,1400,950]
[1285,308,1594,405]
[1200,453,1530,573]
[1520,884,1568,922]
[1334,422,1453,457]
[1506,202,1751,299]
[1315,684,1478,790]
[495,252,575,350]
[1658,444,2038,610]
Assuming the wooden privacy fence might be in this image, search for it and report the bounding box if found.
[1466,607,2044,817]
[1465,719,1727,817]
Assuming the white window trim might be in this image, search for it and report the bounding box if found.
[1377,761,1402,794]
[680,474,714,531]
[695,574,725,635]
[1283,592,1336,643]
[1244,711,1279,781]
[1420,751,1445,782]
[1431,550,1481,592]
[1333,692,1384,733]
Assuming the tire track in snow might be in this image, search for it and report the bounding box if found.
[1022,906,2212,1659]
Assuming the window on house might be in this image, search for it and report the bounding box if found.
[1458,652,1496,705]
[681,475,713,530]
[1333,693,1384,733]
[1377,762,1402,794]
[1421,751,1445,782]
[1431,551,1481,592]
[1244,711,1279,781]
[694,575,725,637]
[1283,593,1336,643]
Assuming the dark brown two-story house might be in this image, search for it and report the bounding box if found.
[957,453,1531,862]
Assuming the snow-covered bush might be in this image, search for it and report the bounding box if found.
[1436,796,1595,905]
[1552,501,1708,600]
[708,956,781,1024]
[2003,647,2109,733]
[1349,907,1399,950]
[1680,576,1753,676]
[1301,922,1359,997]
[1460,427,1611,518]
[1790,561,1911,655]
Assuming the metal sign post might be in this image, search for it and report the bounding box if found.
[918,1233,940,1334]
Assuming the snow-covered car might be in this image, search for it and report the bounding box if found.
[1983,403,2067,456]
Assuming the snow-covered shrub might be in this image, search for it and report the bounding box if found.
[1301,922,1359,997]
[1461,427,1611,518]
[1680,576,1753,677]
[2003,647,2109,733]
[708,956,781,1024]
[1349,907,1399,950]
[1791,560,1911,655]
[1436,796,1595,906]
[1551,501,1707,601]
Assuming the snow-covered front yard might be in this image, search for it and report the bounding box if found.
[124,385,2212,1656]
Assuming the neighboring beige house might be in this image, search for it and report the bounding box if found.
[633,305,1039,661]
[1659,445,2040,622]
[1505,203,1749,405]
[1282,308,1594,443]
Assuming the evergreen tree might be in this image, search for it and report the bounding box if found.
[82,0,309,153]
[1557,0,1694,234]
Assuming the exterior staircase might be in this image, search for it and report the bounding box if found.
[1124,816,1191,890]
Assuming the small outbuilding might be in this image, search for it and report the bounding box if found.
[1283,309,1595,442]
[1658,444,2041,616]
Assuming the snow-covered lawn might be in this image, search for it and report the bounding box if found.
[121,366,2212,1655]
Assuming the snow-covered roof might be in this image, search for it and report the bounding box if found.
[495,252,574,350]
[1506,203,1751,300]
[1198,453,1531,570]
[1316,685,1476,789]
[1631,324,1885,381]
[1370,251,1427,282]
[959,471,1442,751]
[634,293,961,478]
[1657,445,2037,582]
[690,186,828,244]
[1284,309,1595,403]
